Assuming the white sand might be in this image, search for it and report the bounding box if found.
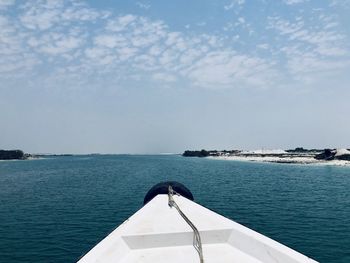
[335,148,350,156]
[241,149,287,154]
[208,155,350,166]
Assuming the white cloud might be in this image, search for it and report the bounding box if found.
[0,0,349,90]
[19,0,108,30]
[20,7,60,30]
[94,34,127,48]
[0,54,39,74]
[0,0,15,9]
[61,6,107,21]
[152,72,176,82]
[268,15,348,55]
[148,45,164,56]
[268,15,349,83]
[185,51,276,89]
[85,47,109,59]
[283,0,308,5]
[257,43,269,50]
[238,17,245,24]
[117,47,138,61]
[330,0,350,8]
[82,13,282,89]
[224,0,245,10]
[106,15,137,32]
[287,53,349,75]
[0,13,43,75]
[38,35,83,55]
[0,16,21,54]
[136,2,150,10]
[134,54,157,70]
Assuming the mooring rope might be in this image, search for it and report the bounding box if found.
[168,186,204,263]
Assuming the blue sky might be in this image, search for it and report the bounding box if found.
[1,0,349,153]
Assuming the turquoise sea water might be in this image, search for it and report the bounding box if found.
[0,155,349,263]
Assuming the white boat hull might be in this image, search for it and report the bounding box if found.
[78,194,318,263]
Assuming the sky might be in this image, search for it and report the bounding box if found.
[0,0,349,154]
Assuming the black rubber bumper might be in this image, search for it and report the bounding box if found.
[143,181,194,205]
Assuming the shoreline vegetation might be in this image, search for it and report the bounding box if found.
[0,150,32,160]
[183,148,350,166]
[0,149,83,161]
[0,150,53,161]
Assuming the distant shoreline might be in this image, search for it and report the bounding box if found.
[183,148,350,167]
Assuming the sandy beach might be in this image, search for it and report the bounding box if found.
[208,155,350,167]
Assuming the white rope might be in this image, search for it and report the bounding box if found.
[168,186,204,263]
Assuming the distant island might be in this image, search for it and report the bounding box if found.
[0,150,36,160]
[0,150,26,160]
[183,148,350,166]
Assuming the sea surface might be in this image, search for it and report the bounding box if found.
[0,155,349,263]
